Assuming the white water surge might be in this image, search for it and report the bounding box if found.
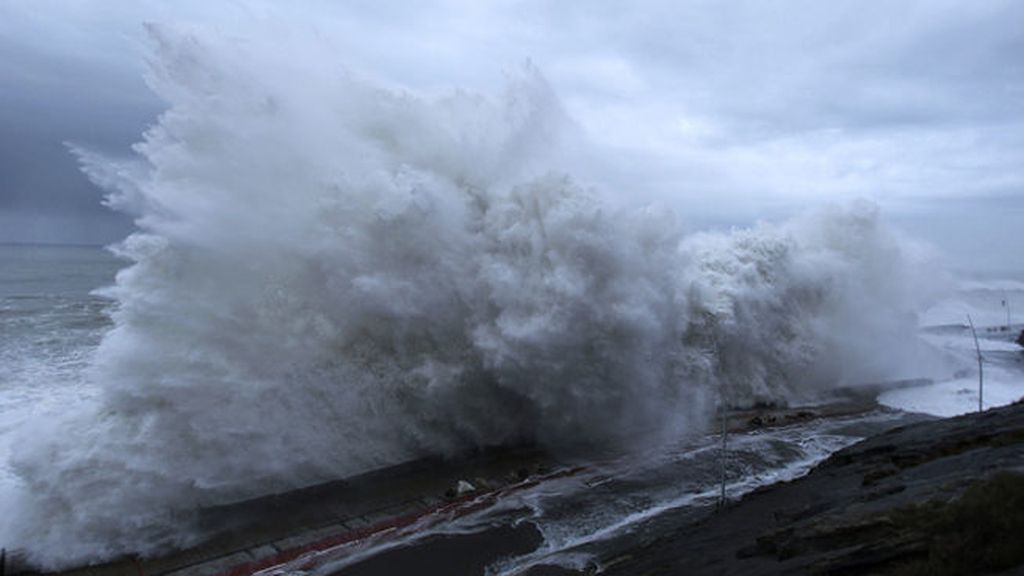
[1,25,947,568]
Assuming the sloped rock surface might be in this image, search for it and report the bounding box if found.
[604,401,1024,575]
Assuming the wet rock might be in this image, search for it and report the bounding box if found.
[784,410,816,423]
[602,400,1024,575]
[443,479,478,499]
[456,480,476,495]
[861,465,899,486]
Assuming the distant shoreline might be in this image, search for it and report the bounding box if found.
[0,241,110,248]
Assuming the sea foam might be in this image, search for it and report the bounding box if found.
[2,24,946,568]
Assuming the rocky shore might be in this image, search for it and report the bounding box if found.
[600,399,1024,576]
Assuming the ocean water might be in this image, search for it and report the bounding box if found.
[0,244,119,484]
[1,23,1022,570]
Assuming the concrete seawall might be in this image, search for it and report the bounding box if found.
[6,445,570,576]
[5,386,912,576]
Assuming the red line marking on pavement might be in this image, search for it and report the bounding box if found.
[216,466,586,576]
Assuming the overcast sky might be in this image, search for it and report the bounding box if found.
[1,1,1021,273]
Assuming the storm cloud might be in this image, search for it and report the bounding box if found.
[0,1,1021,271]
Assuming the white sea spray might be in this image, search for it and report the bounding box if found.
[1,24,946,568]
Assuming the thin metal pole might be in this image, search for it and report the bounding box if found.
[720,389,727,506]
[968,314,983,412]
[714,336,726,507]
[1005,291,1012,330]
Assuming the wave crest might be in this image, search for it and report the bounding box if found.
[4,25,943,568]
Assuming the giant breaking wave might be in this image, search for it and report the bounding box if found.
[2,25,945,567]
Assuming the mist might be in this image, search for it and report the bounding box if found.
[0,24,954,567]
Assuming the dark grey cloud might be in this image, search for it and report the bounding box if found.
[0,28,159,244]
[0,0,1020,272]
